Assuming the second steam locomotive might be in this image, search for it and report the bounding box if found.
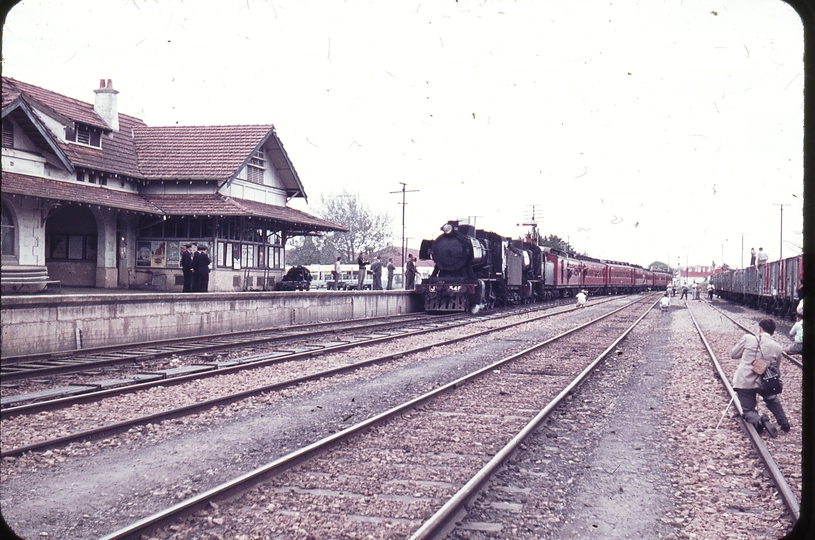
[416,220,671,313]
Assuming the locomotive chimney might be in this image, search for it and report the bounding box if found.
[93,78,119,131]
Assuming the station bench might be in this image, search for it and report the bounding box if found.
[0,266,60,294]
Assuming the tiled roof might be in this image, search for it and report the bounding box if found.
[133,125,274,181]
[2,77,340,232]
[142,194,347,232]
[2,77,147,178]
[229,198,348,232]
[1,172,163,214]
[4,77,116,130]
[2,78,21,109]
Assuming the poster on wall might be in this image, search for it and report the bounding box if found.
[166,241,181,268]
[150,241,166,268]
[51,235,67,259]
[85,236,97,260]
[136,241,152,267]
[68,235,84,260]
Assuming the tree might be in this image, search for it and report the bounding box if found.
[286,190,394,264]
[538,234,575,255]
[285,235,334,266]
[648,261,671,272]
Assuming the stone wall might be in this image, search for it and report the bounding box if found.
[1,290,424,357]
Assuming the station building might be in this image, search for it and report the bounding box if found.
[1,77,346,292]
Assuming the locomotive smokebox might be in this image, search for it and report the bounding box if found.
[433,233,472,272]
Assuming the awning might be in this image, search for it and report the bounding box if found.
[141,194,347,234]
[1,172,163,214]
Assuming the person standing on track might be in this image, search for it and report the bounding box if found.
[680,284,688,300]
[180,244,194,292]
[730,319,789,437]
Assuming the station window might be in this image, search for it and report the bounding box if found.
[45,234,96,260]
[216,225,284,270]
[1,201,16,257]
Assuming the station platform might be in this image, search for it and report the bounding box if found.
[1,288,423,357]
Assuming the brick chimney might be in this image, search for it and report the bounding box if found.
[93,78,119,131]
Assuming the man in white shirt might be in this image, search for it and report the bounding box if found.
[787,314,803,355]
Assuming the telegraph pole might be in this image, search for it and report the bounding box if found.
[390,183,419,270]
[774,203,789,259]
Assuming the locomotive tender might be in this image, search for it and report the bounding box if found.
[416,220,671,313]
[711,254,803,318]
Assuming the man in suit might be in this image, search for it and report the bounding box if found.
[371,256,383,290]
[386,258,396,290]
[181,244,194,292]
[192,245,211,292]
[405,255,418,290]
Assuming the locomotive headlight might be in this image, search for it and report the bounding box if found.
[441,223,453,234]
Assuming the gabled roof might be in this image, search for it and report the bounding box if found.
[2,77,146,178]
[132,124,272,181]
[2,100,74,173]
[1,77,336,233]
[3,77,111,130]
[132,125,308,200]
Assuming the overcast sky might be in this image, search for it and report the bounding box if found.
[2,0,805,269]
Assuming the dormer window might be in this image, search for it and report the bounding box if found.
[246,149,265,184]
[65,123,102,148]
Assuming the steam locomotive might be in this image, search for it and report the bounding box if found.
[416,220,671,313]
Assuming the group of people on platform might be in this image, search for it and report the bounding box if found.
[180,244,211,293]
[331,252,421,291]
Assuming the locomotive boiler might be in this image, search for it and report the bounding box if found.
[417,221,506,313]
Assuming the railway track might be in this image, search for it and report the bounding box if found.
[0,312,462,382]
[1,303,576,411]
[94,295,658,539]
[686,300,803,514]
[428,299,802,538]
[0,296,621,457]
[707,301,804,369]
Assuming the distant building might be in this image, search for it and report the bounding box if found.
[675,264,723,285]
[1,77,346,291]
